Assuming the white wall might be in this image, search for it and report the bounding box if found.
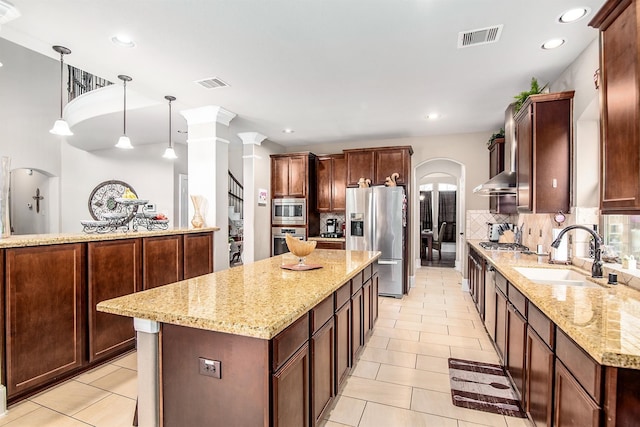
[255,140,285,260]
[61,142,177,232]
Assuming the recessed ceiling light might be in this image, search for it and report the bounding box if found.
[426,113,439,119]
[559,7,590,23]
[542,38,565,50]
[111,34,136,48]
[283,128,294,133]
[0,62,3,67]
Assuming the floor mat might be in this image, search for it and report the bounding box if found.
[448,358,526,418]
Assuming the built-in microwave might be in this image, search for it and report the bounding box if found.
[272,198,306,225]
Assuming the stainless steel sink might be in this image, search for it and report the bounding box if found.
[513,267,598,287]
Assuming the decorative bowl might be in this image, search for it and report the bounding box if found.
[285,234,317,265]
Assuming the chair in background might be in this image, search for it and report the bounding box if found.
[432,222,447,260]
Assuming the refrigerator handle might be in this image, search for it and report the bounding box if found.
[378,260,399,265]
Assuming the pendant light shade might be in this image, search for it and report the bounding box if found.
[49,45,73,136]
[115,74,133,149]
[162,95,178,159]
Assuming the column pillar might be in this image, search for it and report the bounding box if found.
[238,132,267,264]
[180,106,236,271]
[133,318,160,427]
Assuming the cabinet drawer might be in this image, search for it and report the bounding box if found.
[364,263,373,281]
[508,283,527,318]
[495,271,508,294]
[556,329,602,403]
[272,313,309,372]
[311,295,334,334]
[351,272,363,295]
[335,282,351,310]
[528,302,554,349]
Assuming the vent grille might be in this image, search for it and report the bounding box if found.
[194,77,229,89]
[457,25,503,48]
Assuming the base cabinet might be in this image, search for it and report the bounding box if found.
[311,318,335,424]
[184,232,214,279]
[495,287,508,363]
[273,344,310,427]
[5,244,85,398]
[554,360,601,427]
[507,303,527,402]
[143,235,184,289]
[351,288,364,361]
[526,326,554,427]
[88,239,141,362]
[335,300,351,391]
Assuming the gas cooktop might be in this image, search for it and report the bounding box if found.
[478,242,529,251]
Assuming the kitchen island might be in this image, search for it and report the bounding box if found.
[98,249,381,427]
[467,241,640,426]
[0,227,217,409]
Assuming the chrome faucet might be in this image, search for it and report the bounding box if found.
[551,225,603,278]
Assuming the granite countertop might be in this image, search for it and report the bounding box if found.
[308,236,346,242]
[469,240,640,369]
[98,249,381,340]
[0,227,220,249]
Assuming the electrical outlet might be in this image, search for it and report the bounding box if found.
[199,357,221,379]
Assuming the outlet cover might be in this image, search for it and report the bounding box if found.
[199,357,221,379]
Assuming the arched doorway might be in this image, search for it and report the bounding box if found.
[418,176,458,267]
[412,159,466,274]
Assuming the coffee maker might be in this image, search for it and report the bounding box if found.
[322,218,343,238]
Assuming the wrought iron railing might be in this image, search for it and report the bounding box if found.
[228,171,243,220]
[67,65,113,102]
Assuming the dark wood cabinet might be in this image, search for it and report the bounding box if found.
[526,326,554,427]
[183,232,213,279]
[271,153,315,198]
[371,272,379,324]
[515,91,574,213]
[351,288,364,361]
[362,279,371,337]
[272,343,310,427]
[87,239,141,362]
[488,138,516,214]
[315,240,345,250]
[311,318,335,424]
[590,0,640,213]
[334,298,351,392]
[507,303,527,403]
[316,155,346,212]
[345,146,413,187]
[5,244,85,398]
[467,249,485,319]
[495,286,508,364]
[143,235,184,289]
[554,360,601,427]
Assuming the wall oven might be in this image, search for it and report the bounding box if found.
[272,198,306,225]
[272,227,306,256]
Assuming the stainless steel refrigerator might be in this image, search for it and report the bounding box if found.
[346,186,405,298]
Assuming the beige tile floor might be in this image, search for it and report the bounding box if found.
[0,266,532,426]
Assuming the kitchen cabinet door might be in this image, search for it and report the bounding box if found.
[272,343,310,427]
[374,148,411,186]
[335,301,351,392]
[332,155,347,211]
[316,155,346,212]
[488,138,516,214]
[515,92,573,213]
[371,272,379,323]
[363,279,371,337]
[311,318,335,424]
[272,156,291,197]
[507,303,527,403]
[272,154,309,198]
[183,232,213,279]
[143,235,183,289]
[351,288,364,361]
[315,240,345,250]
[554,360,600,427]
[495,287,508,364]
[88,239,141,362]
[525,326,554,427]
[345,150,375,187]
[590,0,640,213]
[288,155,308,197]
[5,244,85,398]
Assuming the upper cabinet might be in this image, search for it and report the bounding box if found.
[271,153,316,198]
[515,91,574,213]
[344,146,413,187]
[316,154,346,212]
[590,0,640,214]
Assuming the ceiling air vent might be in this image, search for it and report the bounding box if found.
[457,25,503,48]
[194,77,229,89]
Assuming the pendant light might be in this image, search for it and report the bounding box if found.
[115,74,133,149]
[162,95,178,159]
[49,45,73,136]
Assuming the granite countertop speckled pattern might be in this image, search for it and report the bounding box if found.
[308,236,347,242]
[0,227,219,248]
[98,249,381,340]
[469,240,640,369]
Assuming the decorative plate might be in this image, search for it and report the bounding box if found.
[88,180,138,221]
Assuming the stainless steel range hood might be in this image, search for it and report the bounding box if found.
[474,103,517,195]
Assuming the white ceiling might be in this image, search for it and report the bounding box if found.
[1,0,605,149]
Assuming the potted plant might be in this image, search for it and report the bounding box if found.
[487,128,505,146]
[513,77,548,113]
